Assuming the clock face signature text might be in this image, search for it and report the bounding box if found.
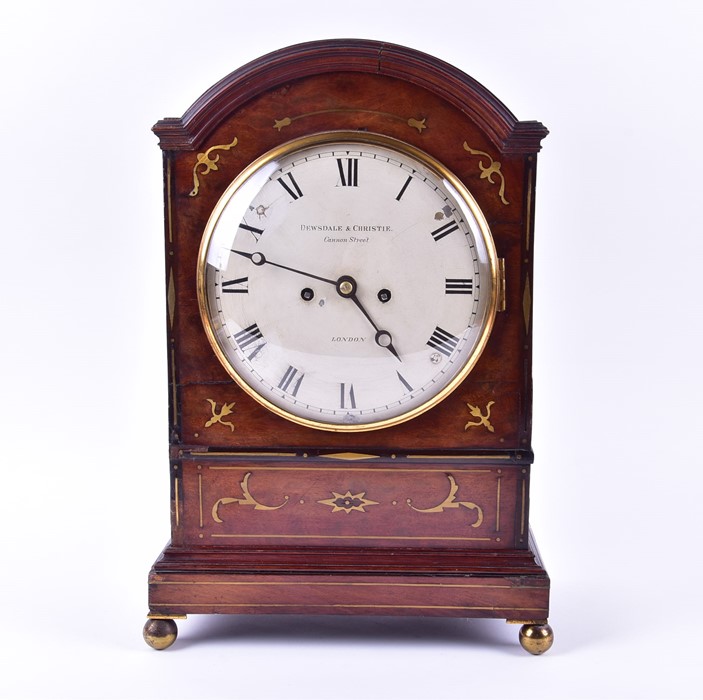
[324,236,370,243]
[300,224,392,232]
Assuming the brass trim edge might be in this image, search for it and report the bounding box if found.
[174,476,180,527]
[211,533,493,542]
[520,478,526,537]
[406,454,511,460]
[525,167,534,251]
[150,603,548,612]
[170,347,178,429]
[498,258,506,312]
[166,157,173,244]
[207,466,494,473]
[198,473,203,528]
[195,452,298,458]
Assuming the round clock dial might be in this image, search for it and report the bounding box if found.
[197,132,498,431]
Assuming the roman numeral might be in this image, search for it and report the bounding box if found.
[336,158,359,187]
[239,223,265,242]
[427,326,460,358]
[395,175,412,201]
[277,172,304,200]
[278,365,304,396]
[445,278,473,294]
[340,383,356,409]
[396,371,413,393]
[233,322,264,350]
[430,220,460,242]
[221,276,249,294]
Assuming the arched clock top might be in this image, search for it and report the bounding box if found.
[152,39,548,154]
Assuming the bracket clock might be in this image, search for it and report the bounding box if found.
[143,39,552,654]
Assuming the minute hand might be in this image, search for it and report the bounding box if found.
[231,250,337,286]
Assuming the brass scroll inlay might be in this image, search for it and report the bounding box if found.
[406,474,483,528]
[204,399,236,432]
[274,110,426,134]
[462,142,509,205]
[318,490,379,514]
[189,136,238,197]
[211,472,289,522]
[464,401,495,433]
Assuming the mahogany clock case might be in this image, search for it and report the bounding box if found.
[145,39,551,653]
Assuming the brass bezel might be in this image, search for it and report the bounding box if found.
[196,131,499,432]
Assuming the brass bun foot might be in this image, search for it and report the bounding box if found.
[143,618,178,650]
[518,622,554,655]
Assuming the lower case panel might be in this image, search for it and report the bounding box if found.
[171,457,531,550]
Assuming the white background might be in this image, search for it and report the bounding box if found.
[1,1,701,698]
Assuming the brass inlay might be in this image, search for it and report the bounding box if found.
[496,476,502,532]
[318,490,379,514]
[463,142,509,205]
[525,168,534,251]
[211,533,491,542]
[204,399,236,432]
[465,401,495,432]
[523,275,532,334]
[211,472,289,522]
[154,581,521,589]
[167,268,175,328]
[321,452,380,461]
[406,454,507,461]
[407,117,427,132]
[170,347,177,427]
[407,474,483,528]
[520,479,526,537]
[147,614,187,620]
[498,258,506,312]
[198,473,203,528]
[174,476,180,527]
[166,158,173,244]
[206,452,297,458]
[189,136,238,197]
[273,110,426,134]
[208,465,494,473]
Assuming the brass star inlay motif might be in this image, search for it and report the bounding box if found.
[318,490,379,514]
